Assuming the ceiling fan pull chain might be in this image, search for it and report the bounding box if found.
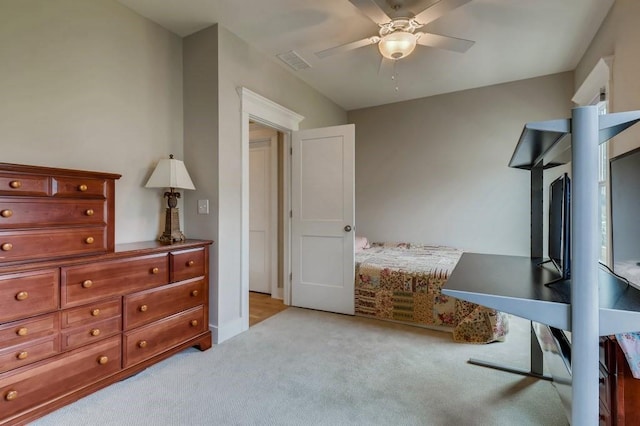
[393,60,400,92]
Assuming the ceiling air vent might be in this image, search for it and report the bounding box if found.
[276,50,311,71]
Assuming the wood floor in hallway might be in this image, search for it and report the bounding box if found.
[249,291,288,326]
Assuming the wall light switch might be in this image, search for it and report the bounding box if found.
[197,199,209,215]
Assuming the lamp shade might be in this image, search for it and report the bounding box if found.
[378,31,417,60]
[145,155,195,190]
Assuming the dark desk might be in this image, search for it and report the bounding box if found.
[443,252,640,335]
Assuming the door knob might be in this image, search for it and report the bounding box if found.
[344,225,352,232]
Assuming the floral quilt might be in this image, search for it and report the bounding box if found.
[355,242,509,343]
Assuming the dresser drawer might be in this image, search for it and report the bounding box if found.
[0,198,106,228]
[170,248,205,282]
[0,269,59,323]
[60,317,121,351]
[0,313,58,349]
[61,253,169,307]
[0,227,107,263]
[0,173,49,197]
[61,298,121,329]
[124,277,205,330]
[0,335,59,374]
[123,305,205,368]
[0,336,121,421]
[52,176,106,198]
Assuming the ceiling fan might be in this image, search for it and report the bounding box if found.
[315,0,475,62]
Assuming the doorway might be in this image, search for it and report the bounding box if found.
[248,122,288,326]
[240,88,356,330]
[239,87,304,333]
[249,123,279,297]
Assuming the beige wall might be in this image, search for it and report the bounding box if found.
[184,24,347,341]
[182,25,220,334]
[2,2,346,343]
[576,0,640,158]
[0,0,184,243]
[349,72,574,256]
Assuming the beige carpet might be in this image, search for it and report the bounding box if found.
[34,308,567,425]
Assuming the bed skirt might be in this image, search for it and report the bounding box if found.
[355,243,509,343]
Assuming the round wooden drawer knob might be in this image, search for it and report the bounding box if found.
[17,351,28,360]
[91,308,100,317]
[191,290,199,297]
[78,184,88,192]
[82,280,93,288]
[90,328,101,337]
[1,243,13,251]
[98,356,108,365]
[5,390,18,401]
[15,291,28,301]
[187,260,195,267]
[1,209,13,218]
[85,236,94,244]
[190,319,198,327]
[151,267,159,274]
[139,304,148,312]
[17,327,28,336]
[9,181,21,189]
[138,340,148,348]
[85,209,94,216]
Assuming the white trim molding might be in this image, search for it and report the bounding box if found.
[238,87,304,334]
[238,87,304,131]
[211,317,245,344]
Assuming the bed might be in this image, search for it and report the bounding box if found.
[354,241,509,343]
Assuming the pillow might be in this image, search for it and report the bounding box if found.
[355,236,370,252]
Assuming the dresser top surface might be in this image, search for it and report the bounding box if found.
[0,162,122,180]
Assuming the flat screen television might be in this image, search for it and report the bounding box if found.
[548,173,571,282]
[611,147,640,288]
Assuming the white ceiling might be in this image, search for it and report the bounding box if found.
[117,0,614,111]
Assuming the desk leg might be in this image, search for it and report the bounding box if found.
[467,322,552,381]
[530,321,545,376]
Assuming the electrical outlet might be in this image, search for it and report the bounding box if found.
[197,199,209,215]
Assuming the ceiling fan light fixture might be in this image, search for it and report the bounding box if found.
[378,31,417,60]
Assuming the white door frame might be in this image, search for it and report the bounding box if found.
[238,87,304,331]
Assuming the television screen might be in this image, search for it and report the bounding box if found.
[549,173,571,280]
[611,148,640,288]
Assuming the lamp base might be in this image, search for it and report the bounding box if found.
[158,207,186,244]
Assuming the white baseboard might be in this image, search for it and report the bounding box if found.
[210,316,247,344]
[273,288,283,300]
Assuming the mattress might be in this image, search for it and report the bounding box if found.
[355,242,509,343]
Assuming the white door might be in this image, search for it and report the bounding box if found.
[291,124,355,315]
[249,137,277,294]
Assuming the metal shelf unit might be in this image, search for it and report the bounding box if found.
[443,106,640,426]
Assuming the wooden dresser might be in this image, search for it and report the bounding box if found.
[600,336,640,425]
[0,163,212,425]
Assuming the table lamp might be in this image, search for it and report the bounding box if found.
[145,154,195,244]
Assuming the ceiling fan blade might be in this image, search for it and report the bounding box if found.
[315,37,379,59]
[413,0,472,25]
[415,32,474,53]
[348,0,392,25]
